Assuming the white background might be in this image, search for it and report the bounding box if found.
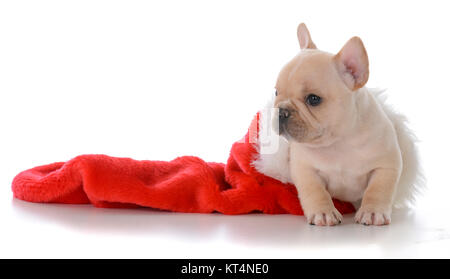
[1,0,449,258]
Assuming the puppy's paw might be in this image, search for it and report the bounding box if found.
[355,206,391,226]
[305,206,343,226]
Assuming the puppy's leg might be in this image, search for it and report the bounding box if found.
[292,167,342,226]
[355,168,400,226]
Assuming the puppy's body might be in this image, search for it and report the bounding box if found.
[253,24,423,226]
[290,87,401,204]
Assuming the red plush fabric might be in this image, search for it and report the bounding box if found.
[11,114,355,215]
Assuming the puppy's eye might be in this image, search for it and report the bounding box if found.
[275,90,278,96]
[306,94,321,106]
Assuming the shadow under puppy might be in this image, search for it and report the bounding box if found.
[253,23,423,226]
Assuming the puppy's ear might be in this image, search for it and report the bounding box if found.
[297,23,317,50]
[334,37,369,91]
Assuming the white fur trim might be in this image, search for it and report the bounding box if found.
[251,95,293,184]
[370,88,426,208]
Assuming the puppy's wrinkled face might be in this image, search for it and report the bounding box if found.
[273,23,369,146]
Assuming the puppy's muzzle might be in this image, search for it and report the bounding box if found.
[274,102,308,142]
[277,107,292,135]
[279,107,291,122]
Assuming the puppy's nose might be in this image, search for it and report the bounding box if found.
[279,108,290,121]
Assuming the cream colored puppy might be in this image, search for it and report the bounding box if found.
[259,23,422,226]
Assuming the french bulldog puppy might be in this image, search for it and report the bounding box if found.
[270,23,417,226]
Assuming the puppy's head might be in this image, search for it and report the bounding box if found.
[274,23,369,146]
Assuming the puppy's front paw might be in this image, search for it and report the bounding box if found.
[355,206,391,226]
[305,206,343,226]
